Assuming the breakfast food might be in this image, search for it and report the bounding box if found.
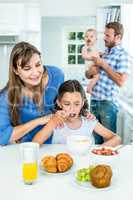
[41,156,57,173]
[90,164,112,188]
[92,147,118,156]
[76,166,94,182]
[56,153,73,172]
[41,153,73,173]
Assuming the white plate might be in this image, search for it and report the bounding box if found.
[40,165,75,176]
[72,172,117,191]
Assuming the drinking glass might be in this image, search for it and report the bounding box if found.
[20,142,39,185]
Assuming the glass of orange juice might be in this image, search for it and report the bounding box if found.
[20,142,39,185]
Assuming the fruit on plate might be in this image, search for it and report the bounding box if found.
[92,147,118,156]
[90,164,113,188]
[76,166,94,182]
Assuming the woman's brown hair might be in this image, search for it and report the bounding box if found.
[6,41,46,126]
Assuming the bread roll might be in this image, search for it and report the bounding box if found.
[90,164,112,188]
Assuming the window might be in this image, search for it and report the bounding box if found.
[63,28,85,66]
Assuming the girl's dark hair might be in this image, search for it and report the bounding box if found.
[55,80,89,116]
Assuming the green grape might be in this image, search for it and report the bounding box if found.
[85,174,91,181]
[76,166,95,182]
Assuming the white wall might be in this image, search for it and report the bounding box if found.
[40,0,133,17]
[41,16,96,81]
[96,0,133,6]
[40,0,97,16]
[0,0,38,2]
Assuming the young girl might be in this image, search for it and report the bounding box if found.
[32,80,121,147]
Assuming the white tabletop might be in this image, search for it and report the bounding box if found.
[0,144,133,200]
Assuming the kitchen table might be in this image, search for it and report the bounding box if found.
[0,144,133,200]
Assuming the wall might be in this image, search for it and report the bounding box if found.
[40,0,97,16]
[41,16,96,80]
[96,0,133,6]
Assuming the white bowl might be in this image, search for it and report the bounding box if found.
[66,135,92,155]
[90,146,119,167]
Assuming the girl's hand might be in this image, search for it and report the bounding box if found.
[86,112,96,121]
[50,111,68,128]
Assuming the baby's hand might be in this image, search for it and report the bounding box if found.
[91,51,100,58]
[86,85,93,94]
[86,112,96,121]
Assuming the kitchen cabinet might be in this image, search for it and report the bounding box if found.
[117,106,133,144]
[0,3,41,88]
[0,3,24,34]
[21,3,41,49]
[0,3,41,48]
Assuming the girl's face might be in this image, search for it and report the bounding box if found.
[15,53,44,88]
[58,92,84,121]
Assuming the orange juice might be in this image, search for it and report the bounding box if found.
[23,162,38,184]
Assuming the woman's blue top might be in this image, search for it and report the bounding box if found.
[0,65,64,145]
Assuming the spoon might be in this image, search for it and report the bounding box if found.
[114,145,125,151]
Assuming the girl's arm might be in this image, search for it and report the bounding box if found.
[9,115,52,143]
[94,122,121,147]
[32,113,66,145]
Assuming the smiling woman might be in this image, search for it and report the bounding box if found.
[0,41,64,145]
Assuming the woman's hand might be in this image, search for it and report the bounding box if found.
[39,114,53,125]
[50,111,68,128]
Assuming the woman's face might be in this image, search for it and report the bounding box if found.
[15,53,44,88]
[58,92,84,121]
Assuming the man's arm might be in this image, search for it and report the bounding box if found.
[92,57,128,87]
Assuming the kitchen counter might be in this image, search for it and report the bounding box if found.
[118,98,133,116]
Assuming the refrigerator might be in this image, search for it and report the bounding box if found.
[0,35,18,89]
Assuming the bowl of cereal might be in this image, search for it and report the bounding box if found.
[67,135,92,155]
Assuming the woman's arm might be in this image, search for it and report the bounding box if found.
[32,113,66,145]
[9,115,52,143]
[94,122,121,147]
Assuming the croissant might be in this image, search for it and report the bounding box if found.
[41,156,57,173]
[57,158,69,172]
[41,153,73,173]
[56,153,73,169]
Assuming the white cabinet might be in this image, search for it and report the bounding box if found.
[0,3,41,49]
[21,3,41,50]
[0,3,24,34]
[0,3,41,88]
[24,4,40,32]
